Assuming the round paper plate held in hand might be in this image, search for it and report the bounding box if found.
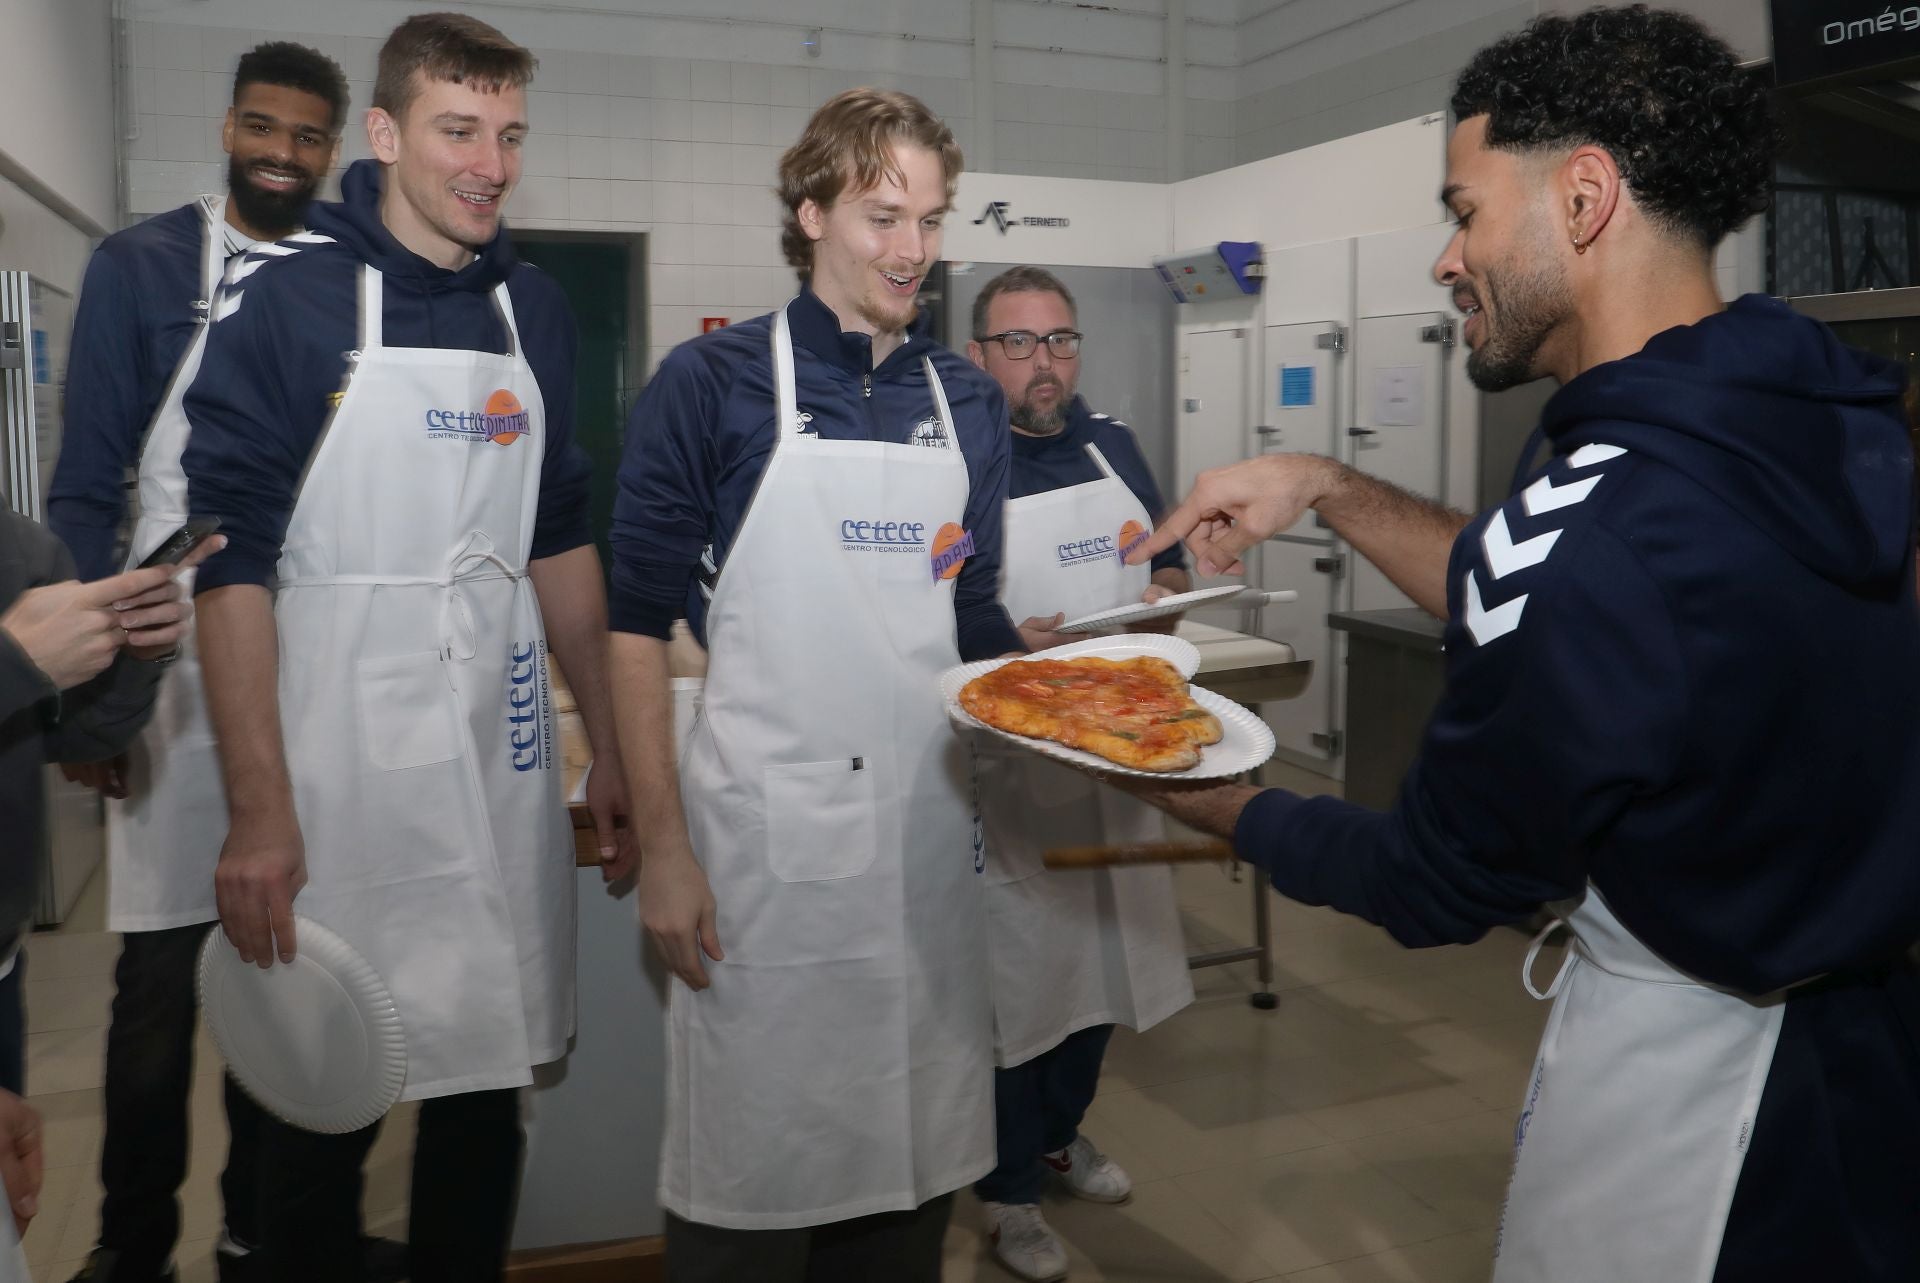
[198,916,407,1134]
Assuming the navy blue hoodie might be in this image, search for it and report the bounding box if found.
[1237,295,1920,996]
[183,160,592,592]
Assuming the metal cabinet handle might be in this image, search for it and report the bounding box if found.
[1347,427,1376,437]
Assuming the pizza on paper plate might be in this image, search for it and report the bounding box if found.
[958,655,1223,771]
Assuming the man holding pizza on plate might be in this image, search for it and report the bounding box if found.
[961,265,1194,1282]
[609,88,1022,1281]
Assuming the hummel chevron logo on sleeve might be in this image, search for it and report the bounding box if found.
[1481,509,1562,579]
[1566,442,1627,468]
[1521,472,1601,516]
[1465,570,1528,645]
[1462,445,1629,645]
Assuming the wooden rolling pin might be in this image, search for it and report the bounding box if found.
[1044,840,1234,869]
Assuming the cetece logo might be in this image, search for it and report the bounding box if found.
[1057,534,1117,567]
[428,388,529,445]
[506,639,554,772]
[840,518,930,554]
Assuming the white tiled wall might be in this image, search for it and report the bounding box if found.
[117,1,1610,368]
[1234,2,1536,167]
[123,16,1229,370]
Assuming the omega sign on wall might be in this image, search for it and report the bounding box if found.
[1771,0,1920,88]
[972,201,1072,235]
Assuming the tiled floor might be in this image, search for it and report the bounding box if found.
[20,762,1559,1282]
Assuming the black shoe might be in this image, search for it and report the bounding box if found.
[212,1236,408,1282]
[64,1250,177,1283]
[363,1235,410,1283]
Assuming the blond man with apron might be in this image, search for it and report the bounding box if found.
[610,90,1025,1283]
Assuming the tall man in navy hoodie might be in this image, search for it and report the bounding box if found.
[1131,8,1920,1282]
[46,41,362,1283]
[180,13,633,1281]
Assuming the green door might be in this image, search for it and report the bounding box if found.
[512,236,644,581]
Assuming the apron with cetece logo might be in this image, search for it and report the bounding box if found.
[661,302,994,1229]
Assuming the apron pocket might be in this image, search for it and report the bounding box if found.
[357,652,463,771]
[764,757,878,882]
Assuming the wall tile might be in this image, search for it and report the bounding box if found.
[730,62,774,107]
[651,58,693,102]
[608,96,652,140]
[609,179,653,223]
[567,135,611,179]
[652,182,695,225]
[609,136,653,181]
[565,93,611,138]
[522,134,568,179]
[689,59,731,103]
[155,68,205,117]
[568,177,612,222]
[729,103,771,146]
[651,141,697,183]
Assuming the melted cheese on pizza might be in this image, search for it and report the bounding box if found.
[959,655,1223,771]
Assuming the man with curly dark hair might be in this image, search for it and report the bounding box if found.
[1128,7,1920,1281]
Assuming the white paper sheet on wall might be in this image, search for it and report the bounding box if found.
[1371,365,1424,427]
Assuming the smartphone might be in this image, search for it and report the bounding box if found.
[137,517,221,569]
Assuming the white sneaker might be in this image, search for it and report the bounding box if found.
[983,1200,1070,1282]
[1044,1134,1132,1203]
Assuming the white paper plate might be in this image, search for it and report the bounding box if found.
[199,916,407,1134]
[939,637,1273,781]
[1055,584,1253,634]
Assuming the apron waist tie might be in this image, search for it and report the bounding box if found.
[278,536,530,661]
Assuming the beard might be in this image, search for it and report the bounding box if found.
[855,293,918,336]
[1010,372,1068,435]
[1464,226,1574,394]
[226,155,319,238]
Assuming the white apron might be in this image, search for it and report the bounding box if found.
[980,444,1194,1067]
[1492,885,1786,1282]
[106,198,320,932]
[269,265,573,1100]
[661,304,994,1230]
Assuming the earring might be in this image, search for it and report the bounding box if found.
[1573,233,1588,255]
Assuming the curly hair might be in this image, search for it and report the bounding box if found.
[778,88,963,278]
[234,41,351,133]
[1450,5,1780,247]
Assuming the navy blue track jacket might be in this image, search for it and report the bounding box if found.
[609,287,1021,660]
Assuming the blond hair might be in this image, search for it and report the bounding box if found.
[777,88,963,277]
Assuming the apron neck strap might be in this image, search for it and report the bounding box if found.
[770,300,956,452]
[772,301,800,451]
[197,195,226,301]
[494,281,522,358]
[1083,442,1120,480]
[354,267,520,356]
[359,265,385,350]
